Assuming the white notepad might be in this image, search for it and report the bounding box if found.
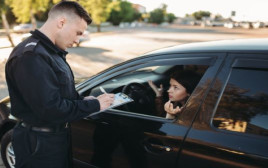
[88,93,133,117]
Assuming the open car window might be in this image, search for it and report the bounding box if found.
[86,64,209,119]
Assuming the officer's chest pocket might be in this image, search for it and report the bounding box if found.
[56,72,73,98]
[50,56,75,98]
[58,73,69,85]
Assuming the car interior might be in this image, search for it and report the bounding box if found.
[82,64,209,118]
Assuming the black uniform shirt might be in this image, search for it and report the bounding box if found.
[5,30,100,127]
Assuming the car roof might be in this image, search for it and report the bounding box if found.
[145,38,268,55]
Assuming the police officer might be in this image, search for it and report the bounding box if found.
[5,1,114,168]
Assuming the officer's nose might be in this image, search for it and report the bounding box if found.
[74,37,80,45]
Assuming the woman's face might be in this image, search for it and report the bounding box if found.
[167,78,189,103]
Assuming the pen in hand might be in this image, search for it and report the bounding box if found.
[99,86,107,94]
[98,87,115,110]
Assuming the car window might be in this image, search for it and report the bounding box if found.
[89,64,209,118]
[213,68,268,136]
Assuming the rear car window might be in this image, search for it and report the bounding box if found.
[213,68,268,136]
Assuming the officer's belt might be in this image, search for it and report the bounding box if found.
[21,122,69,133]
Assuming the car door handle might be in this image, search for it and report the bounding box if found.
[100,121,109,125]
[149,143,172,152]
[143,141,172,154]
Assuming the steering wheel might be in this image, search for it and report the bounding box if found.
[122,82,153,114]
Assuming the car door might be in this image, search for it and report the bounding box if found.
[178,53,268,168]
[71,53,224,168]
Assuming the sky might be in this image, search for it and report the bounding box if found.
[127,0,268,22]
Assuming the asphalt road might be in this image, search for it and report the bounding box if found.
[0,24,268,167]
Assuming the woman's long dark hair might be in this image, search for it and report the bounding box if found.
[169,70,201,107]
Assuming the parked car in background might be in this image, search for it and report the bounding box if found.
[0,38,268,168]
[224,22,238,29]
[13,24,33,33]
[201,21,224,27]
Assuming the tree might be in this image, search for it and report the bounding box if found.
[108,9,121,26]
[192,10,211,20]
[106,0,121,25]
[120,1,135,22]
[108,0,136,26]
[80,0,111,32]
[214,14,223,21]
[8,0,50,29]
[149,8,164,24]
[167,13,176,23]
[0,0,15,47]
[148,4,169,24]
[133,10,142,21]
[159,3,167,15]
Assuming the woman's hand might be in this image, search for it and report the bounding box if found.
[148,80,163,97]
[164,100,183,119]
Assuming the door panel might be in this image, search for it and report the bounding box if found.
[72,54,223,167]
[72,111,189,168]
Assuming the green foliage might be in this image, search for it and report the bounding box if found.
[133,11,142,21]
[149,8,164,24]
[5,6,16,24]
[0,0,5,12]
[214,14,223,21]
[35,0,55,22]
[80,0,111,25]
[167,13,176,23]
[192,10,211,20]
[52,0,61,4]
[0,0,16,25]
[108,10,121,25]
[8,0,50,23]
[120,1,135,22]
[148,4,175,24]
[159,3,167,15]
[0,0,9,13]
[108,0,136,25]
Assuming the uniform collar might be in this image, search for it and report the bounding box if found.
[30,30,68,58]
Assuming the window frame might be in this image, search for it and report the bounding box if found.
[211,55,268,138]
[82,53,219,121]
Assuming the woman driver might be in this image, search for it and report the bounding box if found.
[148,70,201,119]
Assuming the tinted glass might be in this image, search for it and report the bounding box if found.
[213,68,268,136]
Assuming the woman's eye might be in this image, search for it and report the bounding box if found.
[174,86,181,90]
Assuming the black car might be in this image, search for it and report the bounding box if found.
[0,38,268,168]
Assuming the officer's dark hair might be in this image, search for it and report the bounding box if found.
[48,0,92,25]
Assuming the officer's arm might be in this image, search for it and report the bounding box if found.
[10,52,100,124]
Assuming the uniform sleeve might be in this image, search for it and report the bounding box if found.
[10,52,100,124]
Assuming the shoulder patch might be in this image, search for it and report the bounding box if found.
[23,38,40,53]
[25,42,37,47]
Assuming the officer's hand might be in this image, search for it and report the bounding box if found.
[97,94,115,111]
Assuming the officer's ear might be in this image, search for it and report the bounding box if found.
[57,17,66,29]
